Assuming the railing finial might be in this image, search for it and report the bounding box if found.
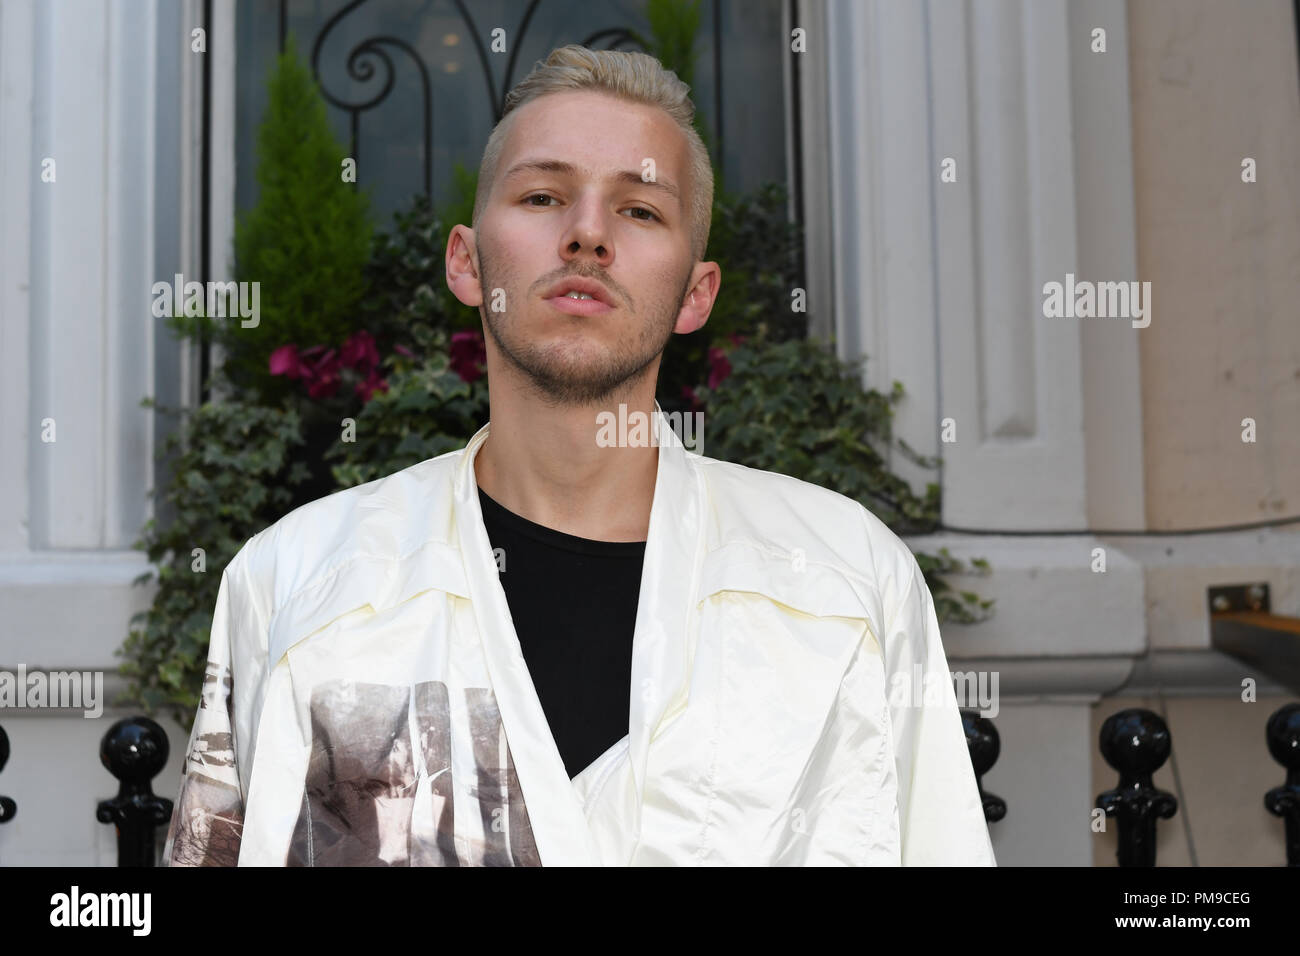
[1096,708,1178,866]
[96,716,173,867]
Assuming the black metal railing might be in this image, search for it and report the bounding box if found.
[961,709,1006,824]
[96,717,174,868]
[0,723,15,828]
[1095,708,1179,866]
[964,702,1300,867]
[1265,702,1300,866]
[5,699,1299,866]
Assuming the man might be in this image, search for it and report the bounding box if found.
[164,45,995,866]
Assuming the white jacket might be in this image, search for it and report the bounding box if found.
[163,408,996,867]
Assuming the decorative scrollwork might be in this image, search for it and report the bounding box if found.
[287,0,654,201]
[310,0,434,195]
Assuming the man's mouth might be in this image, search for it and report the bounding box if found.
[543,276,617,306]
[545,292,613,316]
[543,277,617,315]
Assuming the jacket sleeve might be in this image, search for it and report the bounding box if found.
[883,558,997,866]
[162,545,261,867]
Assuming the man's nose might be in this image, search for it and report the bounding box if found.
[561,198,612,263]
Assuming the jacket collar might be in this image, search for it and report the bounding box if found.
[452,402,704,865]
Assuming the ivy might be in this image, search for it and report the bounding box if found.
[119,398,307,729]
[327,335,490,489]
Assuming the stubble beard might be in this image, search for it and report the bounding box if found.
[477,240,693,408]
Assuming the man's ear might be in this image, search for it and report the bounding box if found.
[673,261,722,335]
[446,224,483,307]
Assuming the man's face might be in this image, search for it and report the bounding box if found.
[469,90,701,406]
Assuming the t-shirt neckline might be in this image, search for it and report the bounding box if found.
[477,485,647,556]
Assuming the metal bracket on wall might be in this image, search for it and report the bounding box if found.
[1209,583,1300,694]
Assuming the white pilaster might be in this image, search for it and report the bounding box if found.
[1067,0,1145,532]
[931,0,1088,530]
[822,0,1152,866]
[824,0,941,493]
[821,0,1144,527]
[19,0,159,550]
[0,0,36,554]
[105,0,160,547]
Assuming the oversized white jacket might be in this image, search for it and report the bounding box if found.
[163,408,996,867]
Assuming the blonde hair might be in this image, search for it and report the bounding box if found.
[472,44,714,262]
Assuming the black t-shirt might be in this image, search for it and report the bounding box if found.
[477,486,645,780]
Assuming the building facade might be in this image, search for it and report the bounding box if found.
[0,0,1297,865]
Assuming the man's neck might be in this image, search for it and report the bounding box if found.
[474,389,659,543]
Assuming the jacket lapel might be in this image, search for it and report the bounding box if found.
[623,406,705,834]
[453,422,602,865]
[454,405,705,864]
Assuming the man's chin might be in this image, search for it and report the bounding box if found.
[512,355,657,406]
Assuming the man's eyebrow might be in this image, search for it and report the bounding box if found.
[502,158,680,203]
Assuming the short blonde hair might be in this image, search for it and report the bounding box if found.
[473,44,714,262]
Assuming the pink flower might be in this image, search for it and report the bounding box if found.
[297,344,328,365]
[341,330,380,373]
[355,367,389,402]
[307,377,339,399]
[272,334,395,402]
[309,347,338,376]
[707,346,732,389]
[303,348,341,399]
[450,329,487,383]
[393,344,414,359]
[269,344,306,379]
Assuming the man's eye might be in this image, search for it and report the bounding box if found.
[522,194,658,222]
